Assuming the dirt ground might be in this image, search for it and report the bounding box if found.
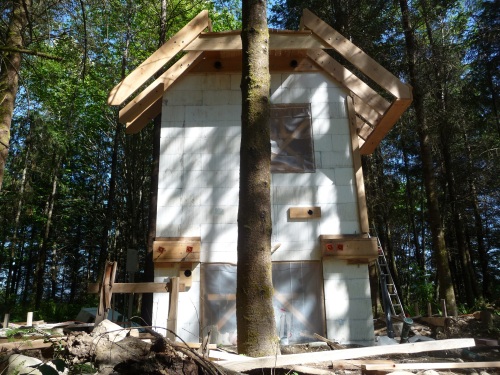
[1,311,498,375]
[273,312,500,375]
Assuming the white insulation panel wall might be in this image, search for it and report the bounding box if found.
[154,71,373,345]
[323,259,375,346]
[152,266,201,342]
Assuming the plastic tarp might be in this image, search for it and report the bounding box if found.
[270,104,315,173]
[201,262,324,345]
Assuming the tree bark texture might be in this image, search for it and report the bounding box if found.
[399,0,457,315]
[237,0,279,357]
[0,0,30,191]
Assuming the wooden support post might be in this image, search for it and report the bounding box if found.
[26,312,33,326]
[167,277,179,340]
[441,299,447,317]
[3,313,9,328]
[95,261,117,327]
[427,302,432,317]
[414,302,420,316]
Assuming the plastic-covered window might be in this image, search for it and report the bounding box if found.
[201,262,325,345]
[270,104,315,173]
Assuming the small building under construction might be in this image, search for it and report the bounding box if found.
[108,9,412,346]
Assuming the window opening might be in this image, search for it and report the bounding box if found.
[270,104,315,173]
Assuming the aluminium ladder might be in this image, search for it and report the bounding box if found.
[375,237,406,318]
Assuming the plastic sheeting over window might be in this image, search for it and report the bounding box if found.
[270,104,315,173]
[201,262,325,345]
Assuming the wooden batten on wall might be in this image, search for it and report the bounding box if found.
[289,206,321,219]
[347,95,370,235]
[320,235,378,262]
[153,237,201,263]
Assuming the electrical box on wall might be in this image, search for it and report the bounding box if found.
[320,235,378,262]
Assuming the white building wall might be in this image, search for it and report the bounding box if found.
[154,71,374,345]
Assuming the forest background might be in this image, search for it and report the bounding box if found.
[0,0,498,323]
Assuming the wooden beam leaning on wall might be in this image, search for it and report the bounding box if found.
[107,10,209,106]
[346,96,370,234]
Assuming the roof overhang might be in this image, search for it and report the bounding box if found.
[108,9,412,155]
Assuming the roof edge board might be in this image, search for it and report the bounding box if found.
[359,98,412,155]
[125,98,163,134]
[108,10,209,106]
[352,96,383,127]
[302,9,412,100]
[307,49,390,115]
[119,51,204,124]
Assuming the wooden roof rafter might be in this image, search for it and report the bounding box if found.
[300,9,412,154]
[107,10,210,106]
[108,9,412,152]
[120,51,205,133]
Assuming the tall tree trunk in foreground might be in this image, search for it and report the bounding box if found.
[237,0,278,357]
[399,0,457,315]
[0,0,30,191]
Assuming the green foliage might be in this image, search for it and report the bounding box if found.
[0,0,499,334]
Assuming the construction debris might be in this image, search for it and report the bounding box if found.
[1,311,499,375]
[216,339,476,372]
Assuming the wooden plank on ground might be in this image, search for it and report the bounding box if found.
[218,338,476,372]
[283,365,335,375]
[313,333,345,350]
[363,361,500,371]
[0,339,66,351]
[172,342,217,350]
[108,10,209,105]
[331,360,395,369]
[417,316,447,327]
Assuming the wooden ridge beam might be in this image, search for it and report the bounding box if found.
[108,10,209,105]
[120,51,204,127]
[184,31,331,51]
[307,49,390,115]
[302,9,412,100]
